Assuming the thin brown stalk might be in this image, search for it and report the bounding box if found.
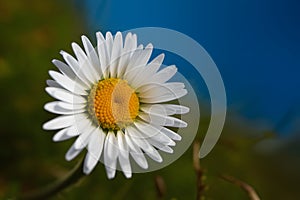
[154,175,166,200]
[19,158,85,200]
[193,141,206,200]
[220,174,261,200]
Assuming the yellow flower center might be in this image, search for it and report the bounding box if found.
[88,78,139,130]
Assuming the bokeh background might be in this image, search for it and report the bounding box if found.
[1,0,299,199]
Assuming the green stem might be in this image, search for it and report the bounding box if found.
[19,159,86,200]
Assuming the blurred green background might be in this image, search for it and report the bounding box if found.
[1,0,299,199]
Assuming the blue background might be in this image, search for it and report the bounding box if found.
[80,0,300,136]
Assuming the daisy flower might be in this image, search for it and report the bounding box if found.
[43,31,189,179]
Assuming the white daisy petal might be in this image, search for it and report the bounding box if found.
[52,59,89,90]
[167,116,188,127]
[117,131,132,178]
[134,43,153,67]
[138,112,167,126]
[147,53,165,75]
[81,35,102,78]
[127,126,162,162]
[134,121,175,146]
[123,32,132,49]
[73,116,91,134]
[44,101,85,115]
[147,139,174,153]
[52,125,80,142]
[117,33,133,78]
[139,112,173,126]
[43,113,87,130]
[83,128,105,175]
[96,31,109,77]
[127,44,153,88]
[73,122,95,150]
[71,42,98,83]
[151,65,178,83]
[132,54,165,88]
[140,104,168,116]
[45,87,86,104]
[60,50,91,87]
[56,101,86,110]
[140,104,189,115]
[65,143,83,161]
[158,126,182,141]
[123,45,143,79]
[105,32,113,57]
[43,115,74,130]
[132,137,162,163]
[110,32,123,78]
[122,53,164,88]
[48,70,87,95]
[140,88,187,103]
[130,34,138,56]
[96,31,105,41]
[101,32,113,78]
[124,130,148,169]
[163,104,190,115]
[52,59,76,81]
[138,82,185,97]
[46,80,61,88]
[104,131,119,179]
[53,128,72,142]
[117,51,130,78]
[139,112,187,128]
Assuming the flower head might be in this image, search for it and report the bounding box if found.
[43,31,189,179]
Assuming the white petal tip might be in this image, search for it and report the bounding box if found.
[174,135,182,141]
[83,166,93,175]
[123,172,132,179]
[59,50,66,55]
[65,154,73,161]
[106,168,116,179]
[52,135,60,142]
[146,43,153,49]
[132,154,148,169]
[168,140,176,146]
[74,141,85,150]
[65,147,82,161]
[163,147,174,154]
[171,65,178,71]
[42,122,51,130]
[106,31,112,37]
[81,35,88,40]
[74,146,83,150]
[96,31,104,39]
[141,163,148,169]
[181,122,188,128]
[115,31,122,36]
[48,70,54,75]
